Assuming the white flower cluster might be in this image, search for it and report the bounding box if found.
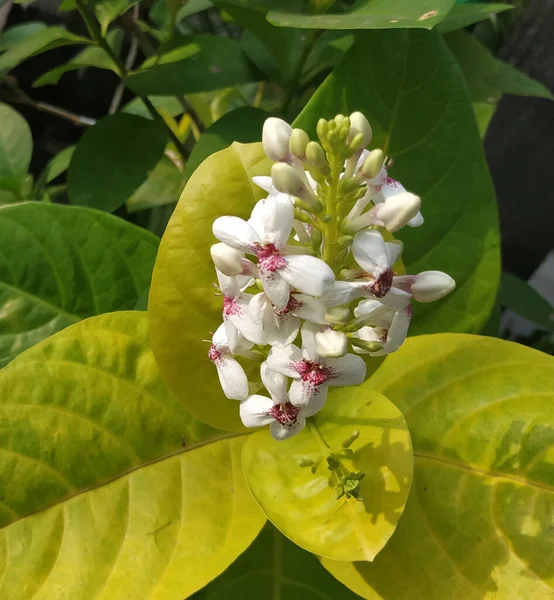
[208,114,455,440]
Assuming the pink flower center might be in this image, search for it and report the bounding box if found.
[293,359,335,386]
[268,402,300,426]
[254,243,287,273]
[364,268,393,298]
[385,177,402,189]
[208,344,221,363]
[274,294,303,317]
[223,295,242,317]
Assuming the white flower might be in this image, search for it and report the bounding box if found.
[208,324,251,400]
[367,192,421,233]
[210,243,254,277]
[249,291,327,347]
[352,300,412,356]
[262,117,293,162]
[239,362,325,440]
[213,194,334,310]
[315,328,348,358]
[266,324,366,407]
[321,230,408,310]
[393,270,456,303]
[216,269,265,350]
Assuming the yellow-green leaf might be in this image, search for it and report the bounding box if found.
[0,311,265,598]
[242,387,413,562]
[149,142,271,431]
[322,334,554,599]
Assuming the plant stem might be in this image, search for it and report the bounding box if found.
[323,157,342,269]
[109,5,139,114]
[75,0,190,161]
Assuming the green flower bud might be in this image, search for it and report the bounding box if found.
[271,163,305,196]
[341,430,360,448]
[297,458,315,467]
[347,132,365,154]
[289,128,310,159]
[316,118,328,141]
[306,141,331,175]
[293,208,312,223]
[361,149,385,179]
[349,111,372,147]
[337,235,354,248]
[349,337,384,353]
[325,306,351,326]
[310,227,322,250]
[327,455,340,471]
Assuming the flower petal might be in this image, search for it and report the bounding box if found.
[280,255,335,297]
[266,344,302,378]
[216,355,249,400]
[352,229,390,276]
[261,361,288,403]
[300,321,321,362]
[216,269,240,297]
[385,240,403,266]
[292,294,327,324]
[289,378,328,408]
[213,216,260,253]
[269,417,306,440]
[301,390,327,418]
[259,193,294,248]
[381,287,412,311]
[227,294,266,345]
[372,306,412,356]
[320,281,366,308]
[408,211,424,227]
[212,323,229,349]
[223,319,240,353]
[260,270,291,310]
[240,395,275,427]
[252,176,276,195]
[326,353,366,387]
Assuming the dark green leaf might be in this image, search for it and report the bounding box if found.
[43,145,76,183]
[68,113,167,212]
[438,3,513,33]
[0,103,32,193]
[122,95,184,119]
[446,31,553,102]
[195,524,361,599]
[93,0,138,34]
[295,30,500,335]
[267,0,456,30]
[473,101,496,138]
[0,22,48,52]
[0,202,159,366]
[0,27,91,74]
[184,107,267,179]
[125,35,261,96]
[500,272,554,332]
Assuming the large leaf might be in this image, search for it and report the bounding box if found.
[437,3,513,34]
[295,29,500,335]
[0,202,159,366]
[194,524,361,599]
[323,334,554,599]
[184,107,267,179]
[149,142,270,431]
[500,272,554,332]
[0,27,91,74]
[0,22,48,52]
[68,113,167,212]
[267,0,456,30]
[126,35,261,96]
[0,102,32,193]
[446,30,553,102]
[242,386,412,561]
[0,312,265,599]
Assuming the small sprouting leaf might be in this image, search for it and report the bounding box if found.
[242,386,413,562]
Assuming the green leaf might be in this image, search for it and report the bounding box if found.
[125,35,261,96]
[322,333,554,599]
[93,0,138,34]
[438,3,513,33]
[0,202,159,366]
[122,95,184,119]
[195,524,362,599]
[126,155,186,213]
[179,0,213,19]
[184,106,267,179]
[500,272,554,332]
[267,0,456,30]
[473,100,496,138]
[446,31,554,102]
[68,113,167,213]
[149,142,270,431]
[0,22,48,52]
[295,30,500,335]
[33,30,121,87]
[0,27,91,74]
[0,103,32,193]
[42,145,76,184]
[242,387,413,562]
[0,311,265,598]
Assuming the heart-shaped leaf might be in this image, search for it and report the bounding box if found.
[0,311,265,598]
[0,202,159,366]
[242,386,413,562]
[322,334,554,598]
[295,29,500,336]
[149,142,270,431]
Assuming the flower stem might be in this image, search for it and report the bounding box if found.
[322,157,343,270]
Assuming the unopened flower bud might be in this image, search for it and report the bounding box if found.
[348,112,372,147]
[342,430,360,448]
[271,162,305,196]
[370,192,421,233]
[210,243,244,277]
[361,149,385,179]
[306,141,330,175]
[349,338,384,353]
[262,117,293,162]
[347,132,365,154]
[289,128,310,159]
[325,307,351,325]
[316,118,328,141]
[337,235,354,248]
[411,271,456,303]
[315,329,348,358]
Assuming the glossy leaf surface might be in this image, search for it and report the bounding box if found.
[0,311,265,598]
[195,524,361,599]
[0,22,48,52]
[267,0,456,30]
[68,113,167,212]
[446,31,553,102]
[126,35,260,96]
[295,29,500,335]
[242,386,413,562]
[0,203,159,366]
[149,142,270,431]
[499,272,554,332]
[437,3,513,33]
[0,102,32,191]
[323,334,554,599]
